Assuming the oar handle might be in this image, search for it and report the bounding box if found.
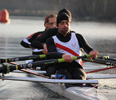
[58,55,91,63]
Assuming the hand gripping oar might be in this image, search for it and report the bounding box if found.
[0,54,46,64]
[0,55,91,74]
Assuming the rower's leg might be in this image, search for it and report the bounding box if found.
[55,69,72,79]
[44,66,56,77]
[55,69,73,88]
[71,68,86,80]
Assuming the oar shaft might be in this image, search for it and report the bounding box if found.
[0,59,58,73]
[97,56,116,61]
[9,62,50,78]
[0,54,46,64]
[1,76,98,84]
[83,58,116,66]
[0,55,91,73]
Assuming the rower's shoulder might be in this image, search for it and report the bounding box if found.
[70,31,83,37]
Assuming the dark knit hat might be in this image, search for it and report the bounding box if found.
[58,9,72,21]
[57,13,70,26]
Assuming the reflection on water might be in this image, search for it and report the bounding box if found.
[91,39,116,58]
[0,16,116,100]
[0,37,32,58]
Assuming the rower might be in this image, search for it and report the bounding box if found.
[46,12,98,80]
[29,9,72,74]
[31,9,72,53]
[20,14,57,56]
[20,14,57,70]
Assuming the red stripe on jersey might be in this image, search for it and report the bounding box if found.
[37,34,42,37]
[55,43,83,66]
[55,43,79,56]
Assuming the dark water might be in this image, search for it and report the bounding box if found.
[0,16,116,100]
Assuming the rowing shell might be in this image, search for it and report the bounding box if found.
[0,55,115,100]
[41,81,107,100]
[1,73,108,100]
[35,75,108,100]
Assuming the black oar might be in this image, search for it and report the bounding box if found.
[96,56,116,61]
[0,55,91,74]
[83,58,116,66]
[82,56,116,74]
[0,54,46,64]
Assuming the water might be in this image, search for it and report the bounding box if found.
[0,16,116,100]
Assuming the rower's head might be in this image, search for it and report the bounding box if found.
[44,14,57,30]
[57,13,71,36]
[58,8,72,21]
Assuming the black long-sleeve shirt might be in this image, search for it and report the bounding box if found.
[31,28,58,49]
[20,31,44,48]
[46,31,93,59]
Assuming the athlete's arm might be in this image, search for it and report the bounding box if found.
[28,32,43,42]
[20,38,31,48]
[76,34,93,53]
[20,32,36,48]
[31,28,58,49]
[76,33,98,58]
[46,38,64,59]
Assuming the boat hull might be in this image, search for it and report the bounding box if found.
[36,75,107,100]
[42,82,107,100]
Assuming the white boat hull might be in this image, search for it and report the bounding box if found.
[0,72,108,100]
[34,75,108,100]
[42,82,108,100]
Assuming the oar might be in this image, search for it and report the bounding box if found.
[83,58,116,66]
[9,62,50,78]
[1,76,98,84]
[96,56,116,61]
[83,58,116,73]
[0,55,91,74]
[0,54,47,64]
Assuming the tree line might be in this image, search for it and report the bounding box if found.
[0,0,116,21]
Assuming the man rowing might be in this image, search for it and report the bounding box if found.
[45,12,98,80]
[20,14,57,55]
[30,9,72,54]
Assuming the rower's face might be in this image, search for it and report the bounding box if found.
[45,17,57,30]
[58,20,70,36]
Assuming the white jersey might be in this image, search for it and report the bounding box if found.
[52,32,82,65]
